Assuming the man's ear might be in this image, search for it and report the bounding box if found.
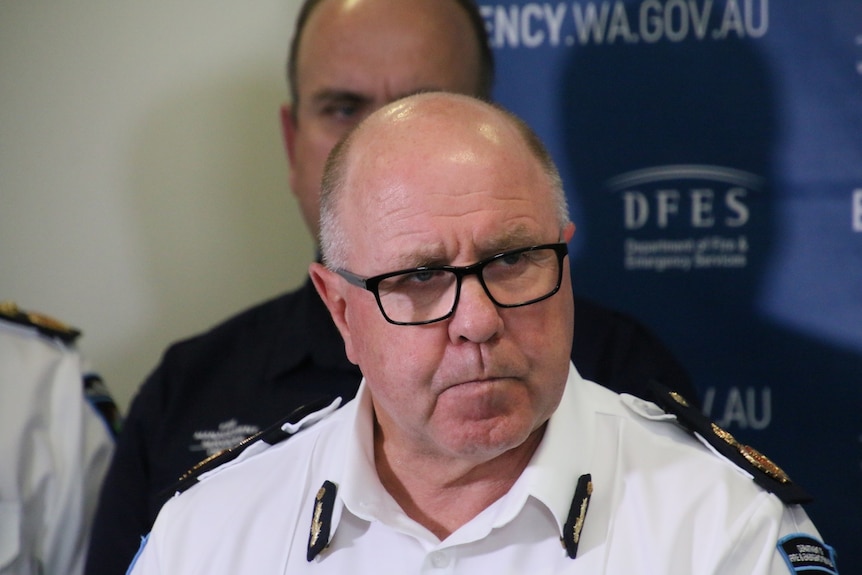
[563,221,576,243]
[280,104,299,187]
[309,262,357,364]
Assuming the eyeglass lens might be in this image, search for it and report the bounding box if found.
[376,247,562,324]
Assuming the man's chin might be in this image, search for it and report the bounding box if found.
[432,411,537,461]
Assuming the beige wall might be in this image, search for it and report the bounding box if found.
[0,2,311,410]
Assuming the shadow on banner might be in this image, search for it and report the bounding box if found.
[558,33,860,571]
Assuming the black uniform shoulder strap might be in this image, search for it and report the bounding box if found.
[169,397,339,496]
[0,301,81,343]
[647,380,812,504]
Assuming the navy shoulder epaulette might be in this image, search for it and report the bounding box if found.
[647,380,812,504]
[0,301,81,344]
[169,397,340,496]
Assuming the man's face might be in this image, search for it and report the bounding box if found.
[282,0,483,239]
[314,97,575,465]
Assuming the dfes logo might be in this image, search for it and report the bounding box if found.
[606,165,763,272]
[606,164,762,231]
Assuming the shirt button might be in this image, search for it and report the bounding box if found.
[429,551,451,568]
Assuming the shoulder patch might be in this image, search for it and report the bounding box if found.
[0,301,81,343]
[647,380,812,504]
[777,534,839,574]
[169,397,342,496]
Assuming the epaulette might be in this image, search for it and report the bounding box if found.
[0,301,81,344]
[647,380,812,504]
[168,397,341,496]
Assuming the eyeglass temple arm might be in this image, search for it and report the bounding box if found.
[335,269,369,289]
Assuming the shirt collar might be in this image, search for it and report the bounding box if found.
[336,382,441,541]
[486,363,597,534]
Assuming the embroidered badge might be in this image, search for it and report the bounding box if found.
[778,534,838,574]
[710,423,791,484]
[189,419,260,456]
[669,391,690,407]
[172,399,340,495]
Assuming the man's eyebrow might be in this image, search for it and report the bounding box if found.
[391,248,449,270]
[478,228,546,255]
[308,89,370,108]
[385,229,550,271]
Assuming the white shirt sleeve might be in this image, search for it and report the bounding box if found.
[0,324,115,575]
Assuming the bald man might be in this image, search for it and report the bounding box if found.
[129,92,828,575]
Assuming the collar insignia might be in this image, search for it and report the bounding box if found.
[307,480,337,561]
[562,473,593,559]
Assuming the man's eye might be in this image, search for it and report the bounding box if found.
[379,270,447,297]
[498,252,526,267]
[321,103,359,121]
[403,270,443,284]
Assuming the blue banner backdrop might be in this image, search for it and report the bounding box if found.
[477,0,861,571]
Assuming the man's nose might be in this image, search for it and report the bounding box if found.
[447,276,503,343]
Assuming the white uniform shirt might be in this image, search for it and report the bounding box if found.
[0,319,115,575]
[129,364,828,575]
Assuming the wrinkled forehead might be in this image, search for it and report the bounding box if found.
[350,195,557,273]
[338,99,558,267]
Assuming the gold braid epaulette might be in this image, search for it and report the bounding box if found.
[0,301,81,343]
[648,379,812,505]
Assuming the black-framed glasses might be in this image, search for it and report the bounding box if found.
[336,243,568,326]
